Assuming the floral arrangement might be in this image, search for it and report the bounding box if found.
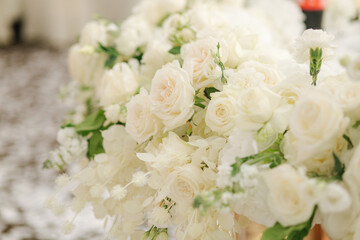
[45,0,360,239]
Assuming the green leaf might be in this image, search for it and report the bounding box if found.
[104,54,118,68]
[95,42,119,56]
[195,96,206,103]
[333,152,345,180]
[195,96,207,109]
[194,102,206,109]
[343,134,354,149]
[168,46,181,55]
[204,87,220,99]
[95,42,120,69]
[133,48,144,62]
[60,123,75,129]
[74,110,106,136]
[353,121,360,128]
[87,130,105,159]
[261,207,317,240]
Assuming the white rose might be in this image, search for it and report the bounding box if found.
[133,0,187,25]
[150,61,195,131]
[263,164,318,226]
[68,44,107,86]
[319,183,351,213]
[205,91,237,135]
[181,37,229,89]
[225,68,264,93]
[98,63,139,107]
[321,196,359,240]
[272,70,311,105]
[102,125,137,159]
[126,88,162,143]
[235,86,281,131]
[116,15,152,57]
[283,89,349,171]
[79,21,115,47]
[321,160,360,239]
[167,165,204,203]
[241,61,284,87]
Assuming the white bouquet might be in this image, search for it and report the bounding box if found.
[45,0,360,239]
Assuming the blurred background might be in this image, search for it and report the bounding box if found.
[0,0,359,240]
[0,1,140,240]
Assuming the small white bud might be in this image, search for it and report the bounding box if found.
[132,171,149,187]
[111,185,127,200]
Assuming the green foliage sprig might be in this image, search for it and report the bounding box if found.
[309,48,323,86]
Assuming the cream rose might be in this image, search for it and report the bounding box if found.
[126,88,161,143]
[181,37,229,89]
[263,164,318,226]
[115,15,152,57]
[225,68,264,93]
[241,61,284,86]
[167,165,204,203]
[149,61,195,131]
[205,91,237,135]
[98,62,139,108]
[235,86,281,131]
[283,89,349,170]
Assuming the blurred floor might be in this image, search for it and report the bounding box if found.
[0,45,102,240]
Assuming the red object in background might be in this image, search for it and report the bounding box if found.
[299,0,325,29]
[299,0,325,11]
